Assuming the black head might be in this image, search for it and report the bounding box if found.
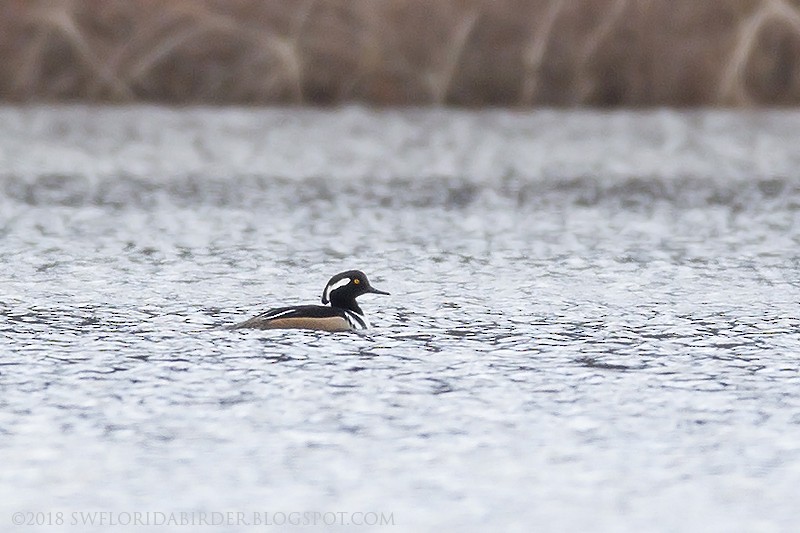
[321,270,389,310]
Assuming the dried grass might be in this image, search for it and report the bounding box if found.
[1,0,799,106]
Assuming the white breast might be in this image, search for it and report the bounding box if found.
[343,309,369,330]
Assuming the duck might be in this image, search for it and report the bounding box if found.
[231,270,389,331]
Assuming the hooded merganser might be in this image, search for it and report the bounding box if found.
[231,270,389,332]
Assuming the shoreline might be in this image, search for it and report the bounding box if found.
[2,0,799,107]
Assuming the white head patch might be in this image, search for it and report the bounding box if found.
[323,277,351,303]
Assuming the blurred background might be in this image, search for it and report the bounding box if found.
[2,0,800,106]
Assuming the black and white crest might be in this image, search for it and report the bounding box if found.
[321,270,389,309]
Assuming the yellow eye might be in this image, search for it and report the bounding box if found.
[353,278,360,285]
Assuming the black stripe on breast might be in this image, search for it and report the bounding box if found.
[343,309,368,330]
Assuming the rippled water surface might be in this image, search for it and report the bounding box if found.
[1,107,800,532]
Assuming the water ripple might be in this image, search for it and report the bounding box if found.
[2,108,800,531]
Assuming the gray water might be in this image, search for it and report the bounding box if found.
[1,107,800,532]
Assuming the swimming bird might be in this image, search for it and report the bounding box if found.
[231,270,389,332]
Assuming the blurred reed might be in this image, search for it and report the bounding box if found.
[1,0,799,106]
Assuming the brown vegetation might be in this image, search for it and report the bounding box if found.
[1,0,800,106]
